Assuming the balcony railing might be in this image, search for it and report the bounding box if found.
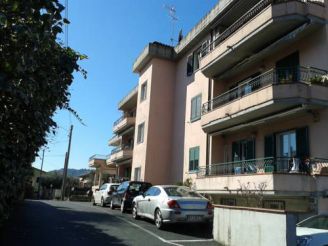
[89,154,107,162]
[197,157,328,178]
[200,0,325,59]
[113,116,125,127]
[202,66,328,114]
[111,145,133,155]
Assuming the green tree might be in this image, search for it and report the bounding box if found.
[0,0,86,224]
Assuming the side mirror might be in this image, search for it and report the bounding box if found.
[141,192,145,197]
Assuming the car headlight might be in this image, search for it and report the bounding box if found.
[297,236,312,246]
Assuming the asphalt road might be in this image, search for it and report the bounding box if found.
[0,200,219,246]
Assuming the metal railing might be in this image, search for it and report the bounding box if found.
[111,145,133,155]
[202,66,327,114]
[197,157,328,178]
[200,0,324,59]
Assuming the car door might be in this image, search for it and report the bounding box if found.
[148,187,161,219]
[95,184,105,203]
[116,182,128,206]
[137,187,153,216]
[143,187,156,218]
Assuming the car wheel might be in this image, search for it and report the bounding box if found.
[110,200,115,210]
[132,203,140,220]
[155,209,164,230]
[101,197,106,207]
[120,201,126,213]
[91,197,96,206]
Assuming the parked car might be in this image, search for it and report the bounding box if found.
[92,183,119,207]
[132,185,214,229]
[297,214,328,246]
[110,181,152,213]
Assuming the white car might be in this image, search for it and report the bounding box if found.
[132,185,213,229]
[92,183,119,207]
[297,214,328,246]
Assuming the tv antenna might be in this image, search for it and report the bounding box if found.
[164,4,178,46]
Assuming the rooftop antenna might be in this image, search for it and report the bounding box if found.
[164,4,178,46]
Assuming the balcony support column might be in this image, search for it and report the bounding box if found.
[98,171,103,186]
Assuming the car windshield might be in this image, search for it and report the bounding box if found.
[297,215,328,230]
[164,187,202,198]
[128,183,152,193]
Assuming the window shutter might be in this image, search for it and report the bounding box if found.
[194,147,199,170]
[189,148,194,171]
[296,127,309,158]
[264,134,276,158]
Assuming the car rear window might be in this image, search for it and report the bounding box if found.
[298,215,328,230]
[128,182,152,193]
[164,187,202,198]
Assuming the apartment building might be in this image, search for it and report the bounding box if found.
[128,0,328,214]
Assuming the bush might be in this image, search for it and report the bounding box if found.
[0,0,86,225]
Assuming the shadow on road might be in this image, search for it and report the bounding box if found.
[0,200,127,246]
[138,217,213,239]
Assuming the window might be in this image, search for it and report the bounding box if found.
[262,200,285,210]
[145,187,161,196]
[164,187,202,198]
[190,94,202,122]
[186,48,201,76]
[277,131,297,158]
[140,81,147,102]
[189,146,200,171]
[134,167,141,181]
[137,123,145,144]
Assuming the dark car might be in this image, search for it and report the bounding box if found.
[110,181,152,213]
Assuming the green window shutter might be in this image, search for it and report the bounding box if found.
[194,147,199,170]
[296,127,309,158]
[264,134,276,158]
[189,147,200,171]
[190,95,202,122]
[196,95,201,119]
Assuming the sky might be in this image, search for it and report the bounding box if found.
[33,0,219,172]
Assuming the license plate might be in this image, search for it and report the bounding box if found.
[187,215,203,222]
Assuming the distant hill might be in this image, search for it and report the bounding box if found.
[47,168,92,177]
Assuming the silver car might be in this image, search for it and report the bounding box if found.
[132,185,213,229]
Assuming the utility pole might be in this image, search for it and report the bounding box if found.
[37,149,45,199]
[61,124,73,200]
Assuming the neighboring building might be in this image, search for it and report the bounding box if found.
[127,0,328,215]
[88,155,116,191]
[78,171,95,188]
[106,85,138,180]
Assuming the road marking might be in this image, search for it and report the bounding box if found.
[168,239,215,243]
[115,216,183,246]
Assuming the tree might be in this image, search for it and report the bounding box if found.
[0,0,86,224]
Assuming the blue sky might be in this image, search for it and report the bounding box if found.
[33,0,218,171]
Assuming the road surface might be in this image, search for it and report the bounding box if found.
[0,200,218,246]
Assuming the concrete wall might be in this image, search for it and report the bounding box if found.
[213,206,297,246]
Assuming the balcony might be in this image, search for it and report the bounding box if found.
[195,157,328,194]
[88,154,107,168]
[108,135,121,146]
[118,85,138,111]
[113,116,135,134]
[200,0,326,78]
[201,66,328,134]
[106,145,133,165]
